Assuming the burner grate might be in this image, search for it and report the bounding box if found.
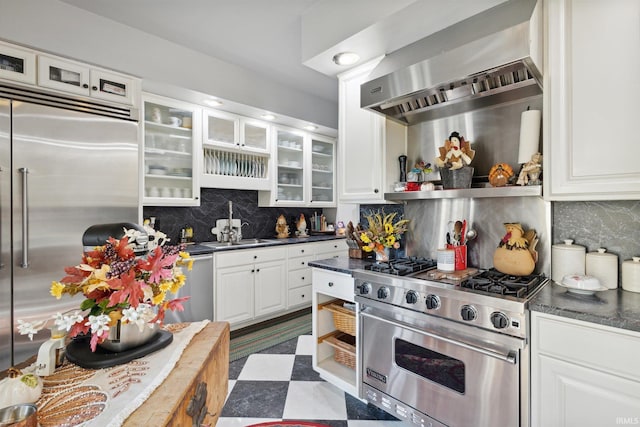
[365,257,437,276]
[461,268,546,298]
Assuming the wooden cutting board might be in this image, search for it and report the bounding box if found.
[427,268,478,281]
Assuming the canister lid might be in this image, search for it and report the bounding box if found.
[587,247,617,258]
[552,239,585,251]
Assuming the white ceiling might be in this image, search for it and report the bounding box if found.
[59,0,508,105]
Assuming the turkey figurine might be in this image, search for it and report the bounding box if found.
[488,163,514,187]
[493,223,538,276]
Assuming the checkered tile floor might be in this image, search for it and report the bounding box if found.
[217,334,404,427]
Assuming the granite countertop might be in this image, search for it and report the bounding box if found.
[309,256,374,275]
[529,281,640,334]
[184,235,346,256]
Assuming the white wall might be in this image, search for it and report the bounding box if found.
[0,0,338,129]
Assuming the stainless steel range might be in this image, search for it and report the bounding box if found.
[354,257,548,427]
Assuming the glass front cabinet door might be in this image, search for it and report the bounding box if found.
[310,135,336,206]
[274,127,306,204]
[0,41,36,85]
[143,94,201,206]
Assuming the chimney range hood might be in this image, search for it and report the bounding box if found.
[361,0,543,125]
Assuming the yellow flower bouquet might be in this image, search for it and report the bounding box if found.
[359,211,409,257]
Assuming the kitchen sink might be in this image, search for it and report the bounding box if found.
[200,239,278,249]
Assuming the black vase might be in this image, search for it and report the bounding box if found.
[398,155,407,182]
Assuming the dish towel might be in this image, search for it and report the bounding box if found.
[33,320,209,426]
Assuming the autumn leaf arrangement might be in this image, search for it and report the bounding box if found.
[18,227,192,351]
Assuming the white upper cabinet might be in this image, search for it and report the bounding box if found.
[310,136,336,205]
[200,109,271,191]
[240,118,270,153]
[544,0,640,200]
[203,108,240,148]
[142,94,201,206]
[338,59,406,203]
[259,126,336,207]
[37,55,138,105]
[0,41,36,85]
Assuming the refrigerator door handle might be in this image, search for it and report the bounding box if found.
[19,167,29,268]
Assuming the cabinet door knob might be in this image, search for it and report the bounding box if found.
[301,261,305,265]
[301,294,305,298]
[374,188,379,193]
[256,268,260,272]
[301,277,305,280]
[254,255,257,259]
[91,86,98,91]
[251,269,255,273]
[328,281,334,287]
[82,83,89,89]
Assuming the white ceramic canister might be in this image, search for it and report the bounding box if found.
[622,257,640,293]
[551,239,586,282]
[585,248,618,289]
[437,248,455,272]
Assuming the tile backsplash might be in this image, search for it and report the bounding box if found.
[143,188,322,243]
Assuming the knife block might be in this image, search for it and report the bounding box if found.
[349,248,374,260]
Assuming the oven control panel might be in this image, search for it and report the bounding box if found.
[363,384,447,427]
[355,277,527,338]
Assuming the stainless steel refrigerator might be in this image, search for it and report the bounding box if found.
[0,86,139,370]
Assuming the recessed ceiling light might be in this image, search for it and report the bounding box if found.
[332,52,360,66]
[304,125,317,131]
[204,99,222,107]
[262,113,276,120]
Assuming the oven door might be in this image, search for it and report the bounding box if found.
[358,298,525,427]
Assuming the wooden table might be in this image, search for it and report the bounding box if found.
[123,321,230,426]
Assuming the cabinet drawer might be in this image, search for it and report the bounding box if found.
[288,244,312,258]
[289,268,312,289]
[215,246,286,267]
[289,285,312,308]
[314,239,347,255]
[312,268,354,301]
[533,313,640,381]
[289,255,315,271]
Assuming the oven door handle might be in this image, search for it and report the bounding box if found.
[360,307,518,365]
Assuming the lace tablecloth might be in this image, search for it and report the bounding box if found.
[33,320,209,426]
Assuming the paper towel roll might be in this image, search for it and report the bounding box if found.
[517,109,542,164]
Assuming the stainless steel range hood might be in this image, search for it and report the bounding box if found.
[361,0,542,125]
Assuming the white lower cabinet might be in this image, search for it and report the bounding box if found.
[312,267,359,398]
[213,240,347,330]
[287,244,314,310]
[214,246,286,328]
[531,312,640,427]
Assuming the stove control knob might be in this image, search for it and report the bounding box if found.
[425,294,440,310]
[490,312,510,329]
[405,291,418,304]
[377,286,390,300]
[461,305,477,321]
[357,282,372,295]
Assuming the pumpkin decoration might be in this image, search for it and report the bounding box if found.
[0,367,43,408]
[493,223,539,276]
[488,163,514,187]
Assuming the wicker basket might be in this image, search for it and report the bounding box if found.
[322,302,356,336]
[323,332,356,369]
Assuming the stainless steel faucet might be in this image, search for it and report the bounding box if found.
[225,200,238,243]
